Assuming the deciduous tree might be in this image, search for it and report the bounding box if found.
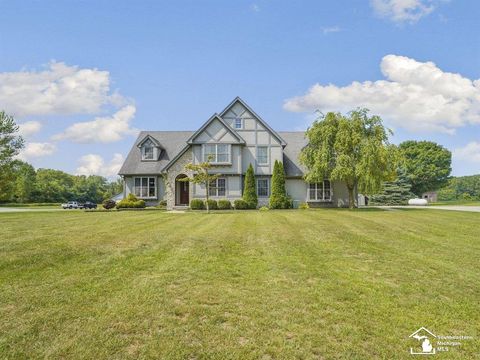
[300,109,397,209]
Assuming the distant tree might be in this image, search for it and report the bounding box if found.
[369,169,415,205]
[35,168,75,202]
[105,177,124,199]
[182,155,220,213]
[0,111,24,201]
[269,160,289,209]
[11,160,37,203]
[243,163,257,209]
[300,109,397,208]
[437,174,480,201]
[399,140,451,196]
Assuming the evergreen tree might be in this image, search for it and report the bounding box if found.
[243,163,257,209]
[269,160,288,209]
[369,169,415,205]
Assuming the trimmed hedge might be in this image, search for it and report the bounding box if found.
[217,199,232,209]
[205,199,218,210]
[116,194,146,209]
[190,199,205,210]
[234,199,249,210]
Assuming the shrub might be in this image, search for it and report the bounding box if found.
[116,194,146,209]
[234,199,249,210]
[217,199,232,209]
[190,199,205,210]
[102,199,116,210]
[243,164,257,209]
[205,199,218,210]
[158,199,167,207]
[269,160,289,209]
[299,202,309,210]
[259,206,269,211]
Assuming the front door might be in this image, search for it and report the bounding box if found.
[179,181,189,205]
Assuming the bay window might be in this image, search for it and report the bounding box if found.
[134,177,156,198]
[308,180,331,201]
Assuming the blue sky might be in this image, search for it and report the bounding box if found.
[0,0,479,177]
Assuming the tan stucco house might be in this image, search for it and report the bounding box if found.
[118,97,350,209]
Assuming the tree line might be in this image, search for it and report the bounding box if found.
[0,111,123,204]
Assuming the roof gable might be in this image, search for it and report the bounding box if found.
[186,114,245,144]
[220,97,287,146]
[137,134,162,148]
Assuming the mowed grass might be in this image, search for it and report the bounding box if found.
[0,209,479,359]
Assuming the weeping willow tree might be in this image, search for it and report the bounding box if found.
[300,108,398,208]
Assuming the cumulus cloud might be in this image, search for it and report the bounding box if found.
[454,142,480,163]
[284,54,480,134]
[76,153,124,177]
[370,0,436,23]
[18,120,42,137]
[52,105,137,143]
[17,142,56,161]
[0,61,125,117]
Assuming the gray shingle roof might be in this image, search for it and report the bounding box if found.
[118,131,193,175]
[278,131,308,177]
[119,130,308,177]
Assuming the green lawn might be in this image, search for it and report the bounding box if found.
[0,209,478,359]
[430,200,480,206]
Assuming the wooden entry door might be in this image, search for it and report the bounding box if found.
[179,181,189,205]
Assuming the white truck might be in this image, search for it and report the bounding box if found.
[62,201,80,209]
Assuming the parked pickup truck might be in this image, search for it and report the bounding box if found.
[62,201,80,209]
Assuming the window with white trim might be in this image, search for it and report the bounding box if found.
[142,140,155,160]
[234,117,242,129]
[257,178,269,197]
[308,180,331,201]
[257,146,268,165]
[203,144,231,163]
[134,177,156,198]
[209,178,226,197]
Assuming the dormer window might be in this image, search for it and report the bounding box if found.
[142,139,155,160]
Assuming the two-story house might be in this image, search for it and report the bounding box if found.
[118,97,350,209]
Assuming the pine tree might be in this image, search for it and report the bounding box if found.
[269,160,288,209]
[369,169,415,205]
[243,163,257,209]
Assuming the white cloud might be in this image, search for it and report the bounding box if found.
[0,61,125,117]
[18,120,42,137]
[250,3,260,12]
[322,26,341,35]
[76,153,124,177]
[17,142,56,161]
[283,54,480,134]
[370,0,436,23]
[454,142,480,163]
[52,105,137,143]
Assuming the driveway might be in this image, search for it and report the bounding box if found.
[375,205,480,213]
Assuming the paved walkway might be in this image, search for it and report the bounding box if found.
[375,205,480,213]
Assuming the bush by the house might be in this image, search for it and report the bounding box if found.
[243,164,258,209]
[299,202,309,210]
[190,199,205,210]
[217,199,232,209]
[269,160,290,209]
[259,206,269,211]
[102,199,116,210]
[234,199,249,210]
[116,194,146,209]
[158,199,167,207]
[205,199,218,210]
